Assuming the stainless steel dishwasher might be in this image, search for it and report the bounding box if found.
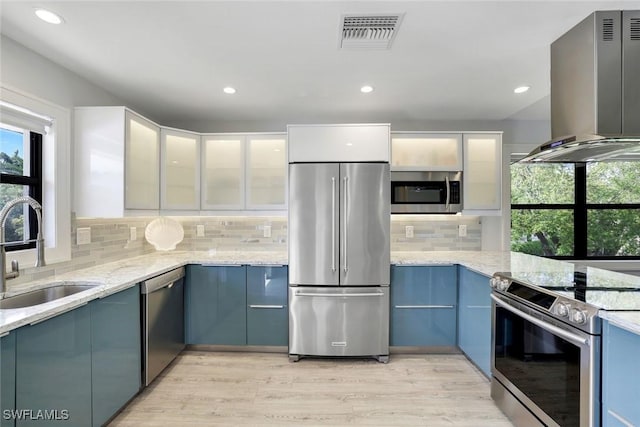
[141,267,185,386]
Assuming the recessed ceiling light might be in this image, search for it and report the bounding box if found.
[223,87,236,94]
[514,86,530,94]
[360,85,374,93]
[35,9,63,24]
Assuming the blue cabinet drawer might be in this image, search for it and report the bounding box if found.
[247,266,288,346]
[390,266,457,347]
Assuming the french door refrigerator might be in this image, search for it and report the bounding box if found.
[288,162,390,362]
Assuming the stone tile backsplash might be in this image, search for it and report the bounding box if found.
[7,214,481,286]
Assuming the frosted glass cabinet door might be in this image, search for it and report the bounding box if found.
[391,133,463,171]
[246,135,287,209]
[201,136,245,209]
[463,133,502,211]
[161,129,200,210]
[125,111,160,209]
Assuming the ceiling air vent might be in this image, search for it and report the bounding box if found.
[340,14,403,50]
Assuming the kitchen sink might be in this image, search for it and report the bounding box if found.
[0,282,102,310]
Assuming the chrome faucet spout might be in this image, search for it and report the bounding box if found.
[0,196,46,294]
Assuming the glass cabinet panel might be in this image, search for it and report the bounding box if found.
[161,129,200,210]
[246,135,287,209]
[463,133,502,211]
[391,133,462,171]
[125,112,160,209]
[201,135,245,209]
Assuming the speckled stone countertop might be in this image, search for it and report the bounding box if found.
[2,250,640,336]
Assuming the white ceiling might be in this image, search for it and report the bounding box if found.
[2,1,639,126]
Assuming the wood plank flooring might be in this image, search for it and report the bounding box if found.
[109,351,513,426]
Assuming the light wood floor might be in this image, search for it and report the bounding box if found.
[109,351,514,426]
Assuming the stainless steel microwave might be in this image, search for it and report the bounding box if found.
[390,171,462,214]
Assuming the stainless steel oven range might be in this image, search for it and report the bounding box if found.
[490,271,640,427]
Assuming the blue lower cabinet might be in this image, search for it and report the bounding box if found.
[390,266,457,347]
[186,265,247,345]
[15,305,92,427]
[457,267,492,377]
[246,266,288,346]
[90,285,141,427]
[1,332,16,427]
[602,321,640,427]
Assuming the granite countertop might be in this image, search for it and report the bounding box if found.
[2,249,640,336]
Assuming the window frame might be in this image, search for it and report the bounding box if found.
[511,161,640,260]
[1,128,43,251]
[1,85,71,270]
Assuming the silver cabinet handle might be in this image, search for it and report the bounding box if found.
[343,175,348,273]
[295,292,384,297]
[331,176,336,273]
[445,175,450,210]
[249,305,284,309]
[394,305,455,309]
[491,294,589,347]
[467,305,491,309]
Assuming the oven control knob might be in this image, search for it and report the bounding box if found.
[555,302,570,317]
[490,277,498,288]
[498,279,510,291]
[571,308,588,325]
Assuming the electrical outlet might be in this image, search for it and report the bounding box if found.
[76,227,91,245]
[263,225,271,238]
[458,224,467,237]
[196,224,205,237]
[405,226,414,238]
[130,227,137,241]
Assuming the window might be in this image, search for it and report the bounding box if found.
[1,124,43,251]
[1,86,71,267]
[511,161,640,259]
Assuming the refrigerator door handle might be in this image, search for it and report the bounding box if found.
[294,291,385,297]
[331,176,336,272]
[343,175,349,273]
[445,175,450,210]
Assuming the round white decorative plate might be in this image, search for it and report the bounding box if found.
[145,217,184,251]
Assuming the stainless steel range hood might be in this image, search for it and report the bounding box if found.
[520,10,640,163]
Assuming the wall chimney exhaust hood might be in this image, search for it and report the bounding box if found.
[519,10,640,163]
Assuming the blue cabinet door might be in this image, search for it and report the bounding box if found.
[602,321,640,427]
[186,265,247,345]
[390,266,457,347]
[1,332,16,427]
[457,267,492,377]
[246,266,288,346]
[15,305,92,427]
[90,285,141,427]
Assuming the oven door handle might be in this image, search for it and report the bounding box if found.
[491,294,590,347]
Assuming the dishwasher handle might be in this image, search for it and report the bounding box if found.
[141,267,185,294]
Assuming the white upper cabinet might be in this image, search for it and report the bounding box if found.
[161,128,200,210]
[246,135,287,210]
[288,124,390,163]
[391,133,462,171]
[201,135,245,210]
[462,133,502,214]
[125,111,160,210]
[75,107,160,217]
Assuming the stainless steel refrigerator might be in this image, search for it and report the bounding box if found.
[288,162,390,362]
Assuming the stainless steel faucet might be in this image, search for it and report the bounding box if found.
[0,196,46,293]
